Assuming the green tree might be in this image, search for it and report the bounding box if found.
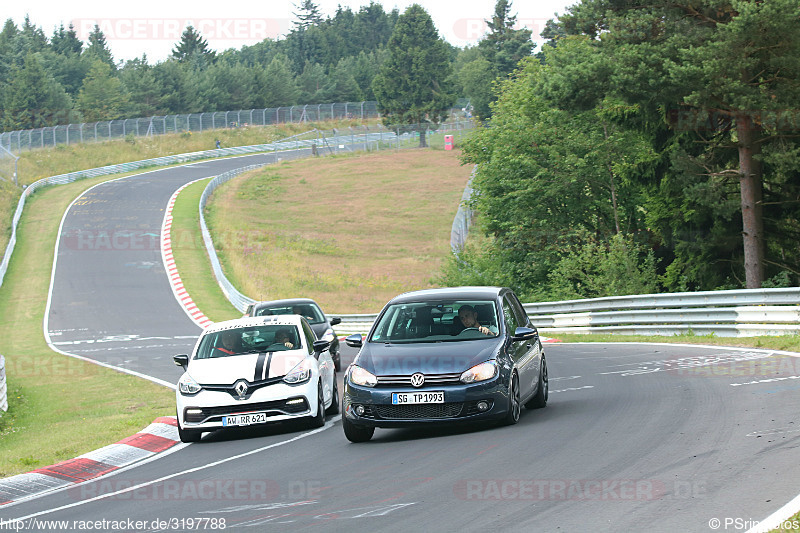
[83,24,115,69]
[478,0,533,76]
[51,23,83,56]
[171,26,215,64]
[555,0,800,288]
[120,56,164,116]
[2,53,74,129]
[292,0,324,31]
[296,61,333,103]
[254,54,299,107]
[372,4,455,147]
[76,60,129,122]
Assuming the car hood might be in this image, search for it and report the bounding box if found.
[355,339,501,376]
[188,352,308,384]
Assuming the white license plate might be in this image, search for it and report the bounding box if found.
[391,391,445,405]
[222,412,267,427]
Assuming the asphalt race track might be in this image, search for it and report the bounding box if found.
[3,154,800,532]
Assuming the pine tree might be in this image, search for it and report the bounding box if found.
[51,23,83,56]
[292,0,324,31]
[171,26,215,63]
[77,60,130,122]
[2,53,73,129]
[83,24,115,69]
[372,4,455,147]
[479,0,533,76]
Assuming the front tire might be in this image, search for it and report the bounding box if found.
[326,375,340,415]
[525,356,548,409]
[177,411,202,443]
[502,372,521,426]
[343,412,374,442]
[309,381,325,428]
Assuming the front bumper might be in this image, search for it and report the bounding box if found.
[342,377,510,428]
[176,380,316,431]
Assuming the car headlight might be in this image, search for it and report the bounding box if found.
[321,328,335,342]
[349,365,377,387]
[460,360,498,384]
[178,374,202,395]
[284,359,313,384]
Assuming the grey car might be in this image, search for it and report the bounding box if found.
[245,298,342,371]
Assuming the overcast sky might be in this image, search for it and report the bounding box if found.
[6,0,577,63]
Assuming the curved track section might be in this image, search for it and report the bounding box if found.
[4,153,799,531]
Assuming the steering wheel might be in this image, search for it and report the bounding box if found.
[458,327,481,335]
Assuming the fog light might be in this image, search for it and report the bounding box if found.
[286,398,304,405]
[477,401,489,412]
[355,405,365,416]
[186,409,202,415]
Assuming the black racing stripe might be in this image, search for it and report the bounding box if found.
[254,352,267,382]
[264,352,274,380]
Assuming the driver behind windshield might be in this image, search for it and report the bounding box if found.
[451,305,497,336]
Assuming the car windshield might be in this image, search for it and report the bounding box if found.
[255,303,324,324]
[195,325,301,359]
[369,300,500,343]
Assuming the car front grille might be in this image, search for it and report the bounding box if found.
[365,402,464,419]
[376,373,463,387]
[356,399,495,420]
[184,398,309,423]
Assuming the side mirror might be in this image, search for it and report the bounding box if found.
[313,339,331,353]
[330,317,342,326]
[173,354,189,369]
[345,334,363,348]
[511,327,538,342]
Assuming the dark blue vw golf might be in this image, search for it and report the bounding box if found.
[341,287,548,442]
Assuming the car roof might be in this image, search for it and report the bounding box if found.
[387,286,507,305]
[204,315,305,334]
[251,298,320,309]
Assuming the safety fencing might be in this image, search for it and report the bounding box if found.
[327,287,800,338]
[0,99,473,156]
[0,102,381,154]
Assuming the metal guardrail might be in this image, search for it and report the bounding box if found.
[525,287,800,337]
[330,288,800,338]
[0,355,6,414]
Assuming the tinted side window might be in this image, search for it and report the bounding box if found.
[507,292,530,328]
[502,297,519,334]
[302,320,316,355]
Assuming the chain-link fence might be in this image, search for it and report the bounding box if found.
[0,99,473,156]
[0,144,19,185]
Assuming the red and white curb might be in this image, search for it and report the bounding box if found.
[0,417,180,506]
[161,180,213,329]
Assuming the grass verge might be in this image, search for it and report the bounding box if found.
[204,148,473,313]
[549,332,800,352]
[0,175,174,478]
[170,179,240,323]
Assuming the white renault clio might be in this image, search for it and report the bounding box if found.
[174,315,338,442]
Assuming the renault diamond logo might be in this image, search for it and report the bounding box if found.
[410,373,425,388]
[234,380,249,399]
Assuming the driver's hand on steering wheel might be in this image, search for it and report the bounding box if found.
[477,326,490,335]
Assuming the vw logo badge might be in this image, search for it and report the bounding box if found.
[410,373,425,388]
[234,380,249,399]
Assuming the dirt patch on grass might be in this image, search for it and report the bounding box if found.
[206,148,472,313]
